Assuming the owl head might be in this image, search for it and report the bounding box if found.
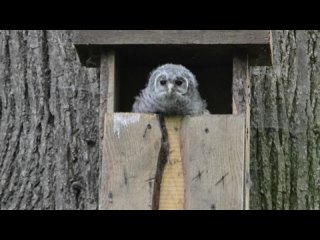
[148,64,198,98]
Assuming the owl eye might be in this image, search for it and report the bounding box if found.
[160,80,167,86]
[175,80,183,86]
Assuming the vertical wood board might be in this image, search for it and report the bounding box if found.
[232,54,251,209]
[181,114,245,210]
[100,113,246,210]
[100,113,162,210]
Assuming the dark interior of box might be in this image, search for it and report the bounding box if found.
[115,46,233,114]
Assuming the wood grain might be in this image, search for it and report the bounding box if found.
[181,115,245,210]
[232,55,248,115]
[244,56,251,210]
[159,116,184,210]
[99,52,117,210]
[73,30,272,66]
[232,54,251,209]
[74,30,270,45]
[100,113,162,210]
[100,51,117,114]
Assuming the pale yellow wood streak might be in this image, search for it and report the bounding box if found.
[159,116,184,210]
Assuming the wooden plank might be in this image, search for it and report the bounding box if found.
[74,30,270,45]
[100,50,117,113]
[244,56,251,210]
[99,113,162,210]
[159,117,184,210]
[99,51,117,192]
[181,115,245,210]
[232,54,248,114]
[232,54,251,209]
[73,30,272,66]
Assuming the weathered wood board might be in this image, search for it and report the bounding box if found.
[74,30,270,45]
[232,54,251,209]
[101,113,246,210]
[73,30,272,66]
[100,113,162,210]
[181,114,245,210]
[100,51,117,113]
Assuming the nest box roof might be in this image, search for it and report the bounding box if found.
[73,30,272,67]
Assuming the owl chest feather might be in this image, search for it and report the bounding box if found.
[151,93,193,114]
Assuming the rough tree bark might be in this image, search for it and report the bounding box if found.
[0,30,319,209]
[251,30,320,209]
[0,30,100,209]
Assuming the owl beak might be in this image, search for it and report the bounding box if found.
[167,83,174,95]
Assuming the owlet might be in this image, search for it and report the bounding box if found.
[132,64,209,115]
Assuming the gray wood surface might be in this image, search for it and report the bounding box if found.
[98,51,117,210]
[243,56,251,210]
[73,30,272,66]
[74,30,270,45]
[181,115,245,210]
[100,113,162,209]
[232,55,248,115]
[100,51,117,113]
[232,54,250,209]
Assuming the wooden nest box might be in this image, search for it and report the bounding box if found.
[73,30,272,210]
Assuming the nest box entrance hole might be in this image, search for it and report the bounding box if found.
[112,45,233,114]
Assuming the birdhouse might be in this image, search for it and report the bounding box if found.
[73,30,272,210]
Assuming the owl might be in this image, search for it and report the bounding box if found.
[132,64,209,115]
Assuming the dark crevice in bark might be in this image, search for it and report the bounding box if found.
[41,30,55,129]
[41,30,51,101]
[67,140,85,209]
[270,141,279,209]
[35,123,42,152]
[285,31,297,118]
[0,99,2,126]
[19,31,30,125]
[0,32,15,184]
[255,130,268,210]
[306,124,315,209]
[308,31,317,106]
[10,125,23,170]
[0,139,9,175]
[288,86,299,210]
[8,124,24,209]
[0,124,23,208]
[4,32,11,85]
[288,135,298,210]
[305,30,319,209]
[71,179,84,209]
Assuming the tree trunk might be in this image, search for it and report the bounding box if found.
[0,30,319,209]
[250,30,320,209]
[0,30,100,209]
